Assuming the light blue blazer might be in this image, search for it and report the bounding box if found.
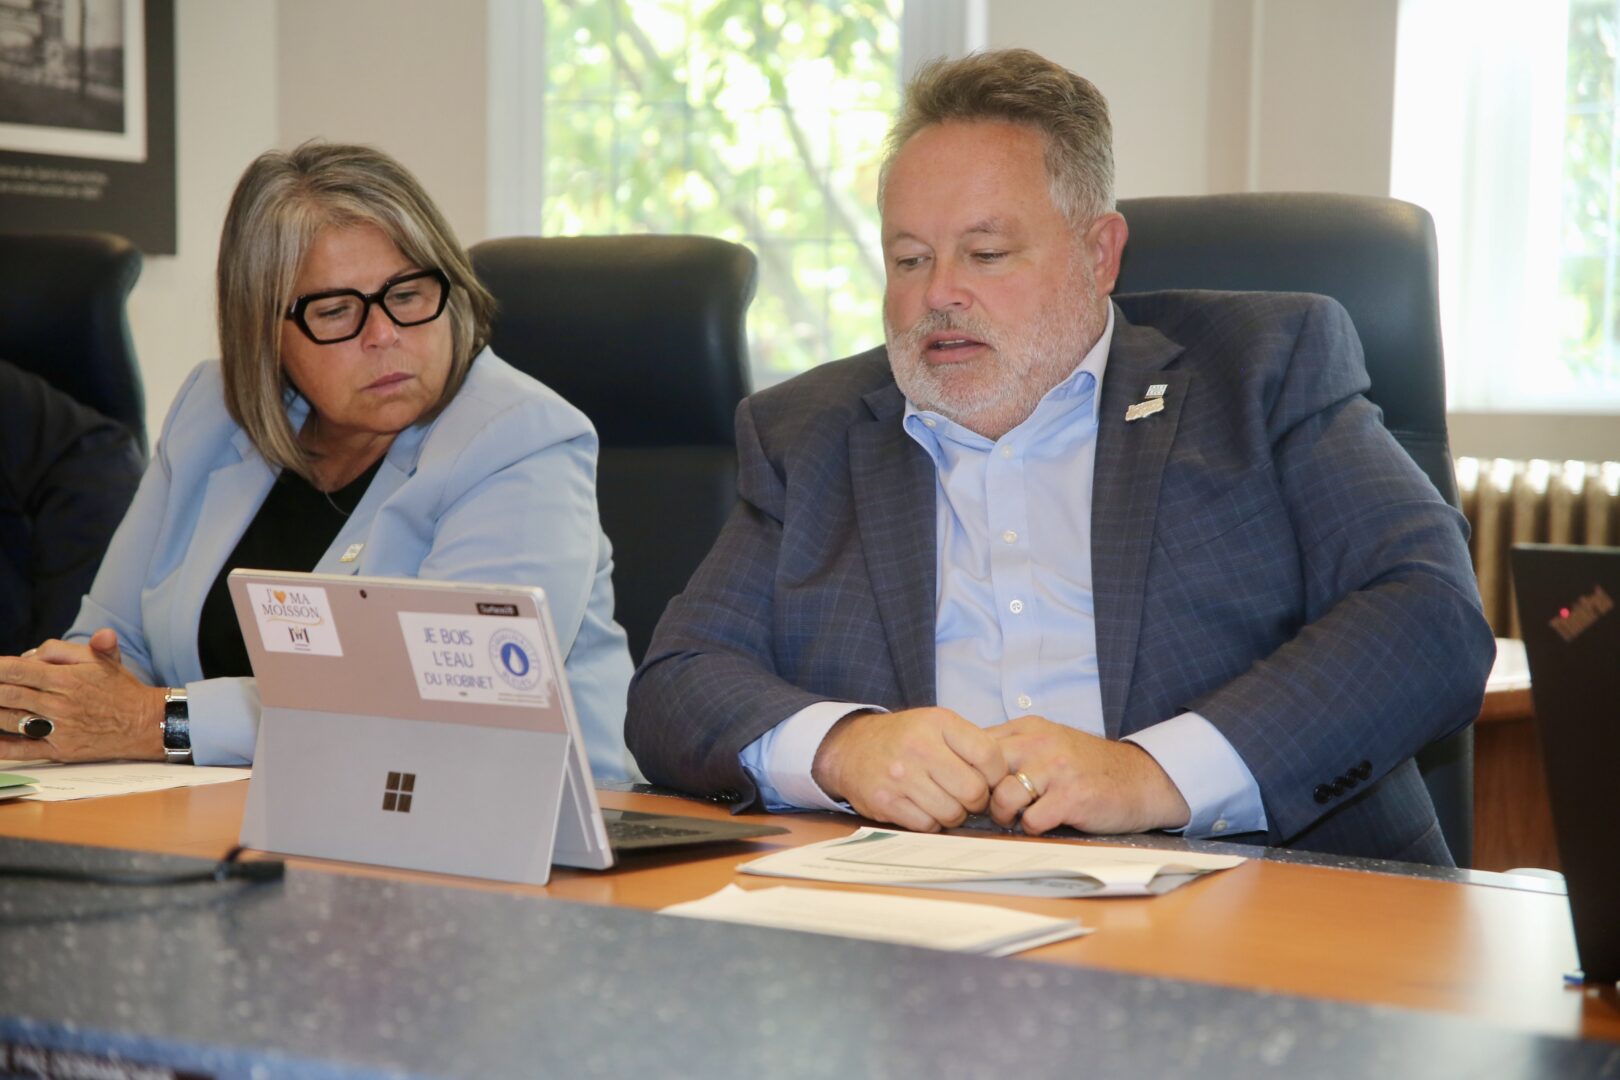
[68,349,637,781]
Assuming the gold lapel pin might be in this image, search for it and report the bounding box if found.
[1125,383,1169,422]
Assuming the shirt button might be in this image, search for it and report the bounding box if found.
[1212,819,1228,834]
[1016,694,1032,710]
[1000,445,1013,458]
[1002,530,1018,544]
[922,417,936,428]
[1008,599,1024,614]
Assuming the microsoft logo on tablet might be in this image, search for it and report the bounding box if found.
[382,771,416,813]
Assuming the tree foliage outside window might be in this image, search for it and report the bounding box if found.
[544,0,902,383]
[1561,0,1620,386]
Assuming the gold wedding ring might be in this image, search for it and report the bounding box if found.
[1014,770,1039,800]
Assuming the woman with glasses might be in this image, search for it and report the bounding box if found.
[0,141,637,780]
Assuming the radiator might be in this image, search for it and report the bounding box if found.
[1455,457,1620,638]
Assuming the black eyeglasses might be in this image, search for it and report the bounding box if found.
[283,268,450,345]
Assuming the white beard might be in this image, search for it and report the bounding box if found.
[885,259,1106,440]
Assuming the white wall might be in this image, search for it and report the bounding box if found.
[127,0,489,444]
[276,0,489,247]
[1249,0,1399,195]
[1447,413,1620,463]
[982,0,1400,199]
[985,1,1221,197]
[125,0,277,446]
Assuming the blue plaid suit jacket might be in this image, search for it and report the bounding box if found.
[626,291,1493,862]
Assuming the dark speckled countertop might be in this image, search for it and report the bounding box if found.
[0,837,1612,1079]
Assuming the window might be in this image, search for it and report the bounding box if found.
[1392,0,1620,411]
[1561,1,1620,393]
[539,0,902,384]
[487,1,982,383]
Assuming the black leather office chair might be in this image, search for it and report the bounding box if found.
[0,232,147,455]
[469,235,757,664]
[1114,192,1474,866]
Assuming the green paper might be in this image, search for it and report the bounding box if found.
[0,772,38,789]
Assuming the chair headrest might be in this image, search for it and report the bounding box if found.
[470,235,757,446]
[0,231,145,450]
[1115,193,1446,442]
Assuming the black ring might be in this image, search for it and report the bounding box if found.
[17,715,54,739]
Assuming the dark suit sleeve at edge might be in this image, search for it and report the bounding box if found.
[1185,299,1494,847]
[0,363,142,651]
[626,397,834,806]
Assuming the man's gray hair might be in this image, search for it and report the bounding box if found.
[879,48,1115,224]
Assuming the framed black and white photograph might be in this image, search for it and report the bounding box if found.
[0,0,146,161]
[0,0,174,252]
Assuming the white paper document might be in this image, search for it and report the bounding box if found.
[1487,637,1530,692]
[0,761,251,802]
[662,883,1090,956]
[739,827,1245,898]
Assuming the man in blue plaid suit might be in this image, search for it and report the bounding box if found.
[625,50,1492,864]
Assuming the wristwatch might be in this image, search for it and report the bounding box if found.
[162,687,192,764]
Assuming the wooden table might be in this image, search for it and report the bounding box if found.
[1473,638,1561,872]
[2,779,1615,1046]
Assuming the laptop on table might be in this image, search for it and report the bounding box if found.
[1510,544,1620,984]
[227,570,783,885]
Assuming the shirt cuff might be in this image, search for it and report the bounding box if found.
[184,677,259,767]
[739,701,886,812]
[1124,712,1267,839]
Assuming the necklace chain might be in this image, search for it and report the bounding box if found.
[321,487,352,518]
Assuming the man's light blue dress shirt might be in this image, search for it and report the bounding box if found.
[739,308,1268,839]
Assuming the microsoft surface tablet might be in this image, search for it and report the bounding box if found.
[229,570,782,884]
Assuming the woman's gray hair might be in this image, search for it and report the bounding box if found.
[215,140,496,482]
[879,48,1115,225]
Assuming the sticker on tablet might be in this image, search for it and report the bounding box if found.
[246,583,343,656]
[397,611,553,707]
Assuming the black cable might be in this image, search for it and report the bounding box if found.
[0,845,285,886]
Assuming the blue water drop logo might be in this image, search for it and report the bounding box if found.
[500,641,529,677]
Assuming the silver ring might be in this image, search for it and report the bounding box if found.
[1014,770,1039,800]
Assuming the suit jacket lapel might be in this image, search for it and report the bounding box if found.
[849,381,937,708]
[1093,306,1187,736]
[311,421,424,575]
[165,428,276,683]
